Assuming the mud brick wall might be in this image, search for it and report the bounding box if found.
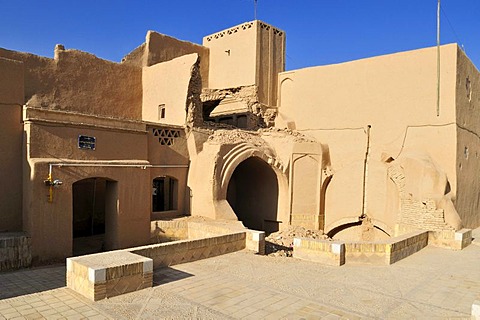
[293,238,344,266]
[150,220,188,243]
[131,232,246,268]
[0,233,32,271]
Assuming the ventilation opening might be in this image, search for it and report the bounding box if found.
[226,157,279,234]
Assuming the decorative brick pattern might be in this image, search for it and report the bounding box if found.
[293,238,345,266]
[152,128,180,146]
[292,231,428,266]
[66,251,153,301]
[0,233,32,271]
[131,233,246,269]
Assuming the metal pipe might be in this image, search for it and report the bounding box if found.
[361,125,371,220]
[49,163,189,168]
[436,0,441,117]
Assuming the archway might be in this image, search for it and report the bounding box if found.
[226,157,279,234]
[72,177,117,256]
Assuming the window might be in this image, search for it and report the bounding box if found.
[152,176,178,212]
[158,104,166,119]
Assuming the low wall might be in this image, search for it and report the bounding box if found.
[131,232,246,268]
[345,231,428,265]
[428,228,472,250]
[0,233,32,271]
[293,231,428,266]
[150,220,188,243]
[293,238,344,266]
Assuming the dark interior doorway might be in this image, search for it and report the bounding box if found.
[152,176,178,212]
[226,157,279,234]
[72,178,116,256]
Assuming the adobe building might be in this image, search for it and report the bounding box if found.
[0,20,479,265]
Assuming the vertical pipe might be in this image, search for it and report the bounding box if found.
[436,0,441,117]
[361,125,371,219]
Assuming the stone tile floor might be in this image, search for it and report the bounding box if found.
[0,228,479,319]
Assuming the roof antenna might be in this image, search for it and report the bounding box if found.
[254,0,258,20]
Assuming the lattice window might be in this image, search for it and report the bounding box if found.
[206,23,254,42]
[273,29,283,37]
[152,128,180,146]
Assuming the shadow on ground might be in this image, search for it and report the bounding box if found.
[153,266,194,286]
[0,265,66,300]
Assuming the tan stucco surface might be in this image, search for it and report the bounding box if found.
[0,47,142,119]
[277,44,463,235]
[123,31,209,87]
[142,54,198,125]
[203,20,285,107]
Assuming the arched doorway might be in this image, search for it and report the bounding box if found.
[226,157,279,234]
[72,178,117,256]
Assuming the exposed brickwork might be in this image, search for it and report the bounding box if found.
[0,233,32,271]
[388,165,455,232]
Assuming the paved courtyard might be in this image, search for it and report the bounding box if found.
[1,228,479,319]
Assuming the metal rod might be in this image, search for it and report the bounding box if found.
[361,125,371,220]
[436,0,441,117]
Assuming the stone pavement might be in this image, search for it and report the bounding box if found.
[1,228,479,319]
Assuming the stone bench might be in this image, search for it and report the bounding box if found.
[67,251,153,301]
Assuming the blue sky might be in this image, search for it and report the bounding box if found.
[1,1,479,70]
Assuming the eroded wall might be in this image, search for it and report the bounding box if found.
[123,31,209,87]
[142,54,198,125]
[455,47,480,228]
[277,44,459,233]
[0,47,142,119]
[0,57,24,232]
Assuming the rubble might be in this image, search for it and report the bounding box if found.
[265,226,329,257]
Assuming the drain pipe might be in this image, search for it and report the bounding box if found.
[360,125,371,220]
[46,162,189,202]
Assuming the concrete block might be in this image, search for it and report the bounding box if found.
[67,251,153,301]
[473,300,480,320]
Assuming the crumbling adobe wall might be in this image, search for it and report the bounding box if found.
[122,31,209,87]
[201,85,277,129]
[0,46,142,120]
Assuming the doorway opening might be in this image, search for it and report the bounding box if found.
[72,178,117,256]
[226,157,279,234]
[152,176,178,212]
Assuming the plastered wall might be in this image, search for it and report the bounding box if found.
[0,47,142,120]
[203,20,285,107]
[277,44,459,233]
[123,31,209,87]
[203,21,258,89]
[142,54,198,125]
[455,48,480,228]
[0,57,24,232]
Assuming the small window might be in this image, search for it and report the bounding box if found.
[158,104,166,119]
[152,176,178,212]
